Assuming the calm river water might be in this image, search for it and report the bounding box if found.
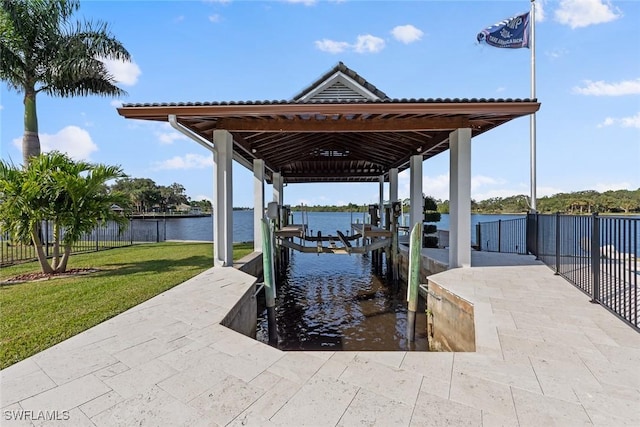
[153,211,525,245]
[150,211,523,351]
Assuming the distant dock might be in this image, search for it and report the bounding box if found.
[129,213,211,219]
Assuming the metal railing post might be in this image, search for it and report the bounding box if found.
[555,212,560,275]
[591,213,600,303]
[476,224,481,251]
[535,213,540,260]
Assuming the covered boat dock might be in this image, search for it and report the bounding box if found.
[117,62,540,267]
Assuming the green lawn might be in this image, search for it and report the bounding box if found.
[0,242,254,369]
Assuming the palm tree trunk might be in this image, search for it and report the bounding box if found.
[30,223,54,274]
[52,222,60,270]
[58,244,73,273]
[22,88,41,167]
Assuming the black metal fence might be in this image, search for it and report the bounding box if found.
[526,213,638,330]
[476,217,528,254]
[1,219,166,267]
[477,213,639,330]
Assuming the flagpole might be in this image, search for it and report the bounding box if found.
[530,0,537,211]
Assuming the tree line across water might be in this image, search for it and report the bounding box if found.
[288,189,640,215]
[107,179,640,215]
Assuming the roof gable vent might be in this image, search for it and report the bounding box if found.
[307,80,369,101]
[293,62,388,102]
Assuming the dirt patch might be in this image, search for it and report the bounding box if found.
[0,268,100,285]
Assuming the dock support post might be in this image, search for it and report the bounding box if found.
[407,222,422,342]
[261,219,277,345]
[449,128,472,268]
[213,130,234,267]
[389,168,399,285]
[253,159,265,252]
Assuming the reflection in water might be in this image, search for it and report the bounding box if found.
[256,251,428,351]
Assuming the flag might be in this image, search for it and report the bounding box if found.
[477,12,530,49]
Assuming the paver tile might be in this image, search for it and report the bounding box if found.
[78,390,124,419]
[20,374,110,413]
[1,366,57,408]
[103,359,177,399]
[339,355,422,406]
[400,351,453,400]
[188,375,264,426]
[267,352,327,384]
[91,386,205,427]
[453,353,542,394]
[32,344,117,385]
[270,375,358,427]
[338,388,412,427]
[511,387,593,426]
[233,374,301,424]
[529,356,602,403]
[411,390,481,426]
[448,371,517,420]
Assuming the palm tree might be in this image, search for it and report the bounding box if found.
[0,0,131,166]
[0,152,130,273]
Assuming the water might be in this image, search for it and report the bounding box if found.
[150,210,524,245]
[255,251,428,351]
[132,210,255,242]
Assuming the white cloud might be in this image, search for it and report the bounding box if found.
[546,48,568,59]
[621,112,640,128]
[153,153,213,170]
[593,182,632,192]
[554,0,621,29]
[315,39,350,54]
[209,14,221,23]
[535,0,547,22]
[110,99,123,108]
[285,0,317,5]
[152,123,190,144]
[353,34,385,53]
[471,175,504,191]
[391,25,423,44]
[472,189,528,202]
[315,34,385,54]
[598,112,640,129]
[101,58,142,86]
[573,78,640,96]
[13,126,98,160]
[537,186,567,197]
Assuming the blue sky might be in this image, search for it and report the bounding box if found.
[1,0,639,208]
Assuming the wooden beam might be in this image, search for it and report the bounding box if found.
[216,116,471,132]
[117,101,540,120]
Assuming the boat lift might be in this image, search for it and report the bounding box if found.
[265,201,403,300]
[275,223,393,255]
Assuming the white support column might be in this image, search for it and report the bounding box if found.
[449,128,472,268]
[253,159,265,252]
[272,172,283,205]
[213,130,233,267]
[409,155,423,232]
[379,175,385,226]
[389,168,398,204]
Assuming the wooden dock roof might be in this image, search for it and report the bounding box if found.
[117,63,540,184]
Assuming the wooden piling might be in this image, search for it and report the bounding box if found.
[261,219,278,345]
[407,222,422,342]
